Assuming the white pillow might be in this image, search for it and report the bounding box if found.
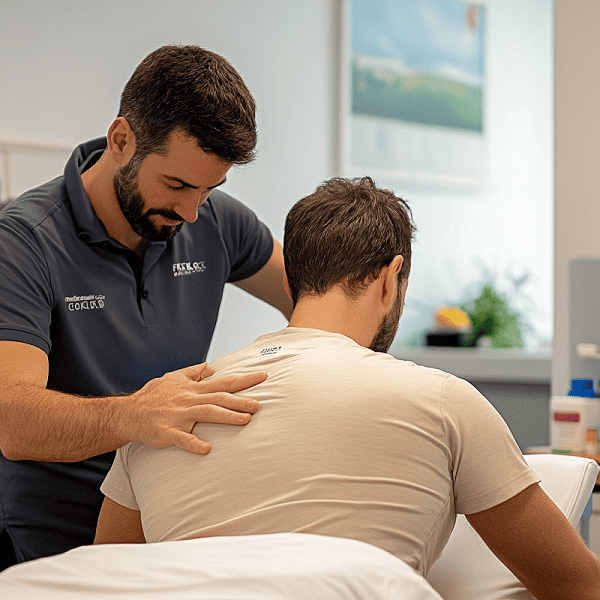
[1,533,442,600]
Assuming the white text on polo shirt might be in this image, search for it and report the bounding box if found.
[65,295,105,311]
[172,261,206,276]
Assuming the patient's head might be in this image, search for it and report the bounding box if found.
[118,44,257,165]
[283,176,415,308]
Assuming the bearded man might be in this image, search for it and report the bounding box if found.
[0,44,291,567]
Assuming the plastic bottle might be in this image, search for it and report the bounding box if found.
[550,379,600,453]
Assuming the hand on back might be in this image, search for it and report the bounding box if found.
[123,363,265,454]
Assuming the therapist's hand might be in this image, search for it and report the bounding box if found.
[123,363,265,455]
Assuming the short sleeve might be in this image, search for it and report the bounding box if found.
[0,214,53,353]
[207,190,274,283]
[441,375,540,514]
[100,445,139,510]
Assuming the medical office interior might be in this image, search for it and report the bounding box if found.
[1,0,598,557]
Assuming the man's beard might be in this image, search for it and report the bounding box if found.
[369,291,403,353]
[112,157,184,242]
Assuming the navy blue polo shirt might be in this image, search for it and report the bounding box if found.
[0,138,273,562]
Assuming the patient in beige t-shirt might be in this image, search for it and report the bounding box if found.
[96,177,600,600]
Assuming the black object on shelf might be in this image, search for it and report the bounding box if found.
[425,332,464,347]
[425,329,486,348]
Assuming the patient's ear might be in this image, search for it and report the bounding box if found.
[282,272,293,302]
[381,255,403,308]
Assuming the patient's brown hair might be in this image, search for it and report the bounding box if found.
[284,176,415,306]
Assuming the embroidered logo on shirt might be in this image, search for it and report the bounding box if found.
[172,261,207,276]
[65,295,105,311]
[260,346,282,356]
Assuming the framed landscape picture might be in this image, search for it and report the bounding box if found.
[339,0,486,187]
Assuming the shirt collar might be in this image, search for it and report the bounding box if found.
[64,137,111,244]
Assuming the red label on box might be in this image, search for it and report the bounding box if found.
[553,412,581,423]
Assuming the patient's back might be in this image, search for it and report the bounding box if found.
[102,328,535,576]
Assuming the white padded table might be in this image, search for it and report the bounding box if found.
[0,533,442,600]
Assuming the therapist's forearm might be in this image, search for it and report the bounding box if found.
[0,365,265,463]
[0,381,130,462]
[0,339,123,462]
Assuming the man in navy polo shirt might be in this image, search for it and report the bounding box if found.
[0,45,292,567]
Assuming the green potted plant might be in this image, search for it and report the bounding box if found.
[459,275,529,349]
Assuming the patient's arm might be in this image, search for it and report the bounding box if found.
[94,497,146,544]
[466,482,600,600]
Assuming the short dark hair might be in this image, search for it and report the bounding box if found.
[284,177,415,306]
[118,44,257,164]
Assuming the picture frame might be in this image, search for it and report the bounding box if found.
[338,0,486,188]
[0,137,74,202]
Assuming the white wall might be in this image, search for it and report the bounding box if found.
[0,0,553,361]
[384,0,553,351]
[554,0,600,395]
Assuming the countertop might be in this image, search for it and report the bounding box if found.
[390,346,552,384]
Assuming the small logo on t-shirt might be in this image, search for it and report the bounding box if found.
[65,294,105,311]
[260,346,282,356]
[173,261,207,276]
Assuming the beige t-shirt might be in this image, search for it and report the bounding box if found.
[102,328,538,575]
